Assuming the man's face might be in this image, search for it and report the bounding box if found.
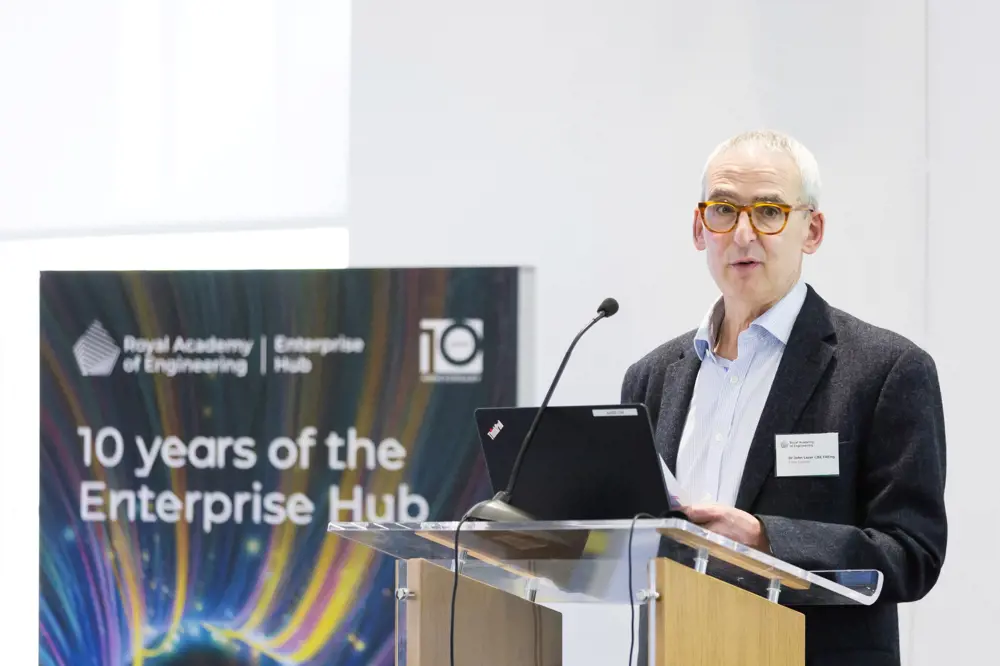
[693,146,824,312]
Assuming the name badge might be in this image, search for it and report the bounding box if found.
[775,433,839,477]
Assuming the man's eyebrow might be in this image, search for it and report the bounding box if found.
[752,193,788,205]
[706,189,740,202]
[706,190,789,205]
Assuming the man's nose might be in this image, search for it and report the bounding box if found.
[733,211,756,246]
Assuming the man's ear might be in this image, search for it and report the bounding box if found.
[802,210,824,255]
[693,208,707,251]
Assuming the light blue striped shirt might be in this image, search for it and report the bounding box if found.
[675,280,808,507]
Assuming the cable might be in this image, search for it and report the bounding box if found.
[628,512,655,665]
[449,507,668,666]
[450,513,471,666]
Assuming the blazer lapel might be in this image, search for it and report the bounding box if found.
[734,287,837,511]
[657,351,701,473]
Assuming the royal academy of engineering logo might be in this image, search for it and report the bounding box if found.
[418,318,484,383]
[72,321,121,376]
[71,319,367,379]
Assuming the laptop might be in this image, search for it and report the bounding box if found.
[473,403,678,521]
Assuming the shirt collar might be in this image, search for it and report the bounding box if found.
[693,280,808,360]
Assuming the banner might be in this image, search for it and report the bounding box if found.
[39,267,527,666]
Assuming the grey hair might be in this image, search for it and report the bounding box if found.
[700,129,822,208]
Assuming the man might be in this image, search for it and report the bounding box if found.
[621,130,947,666]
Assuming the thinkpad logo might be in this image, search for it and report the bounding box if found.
[487,420,503,440]
[73,321,120,376]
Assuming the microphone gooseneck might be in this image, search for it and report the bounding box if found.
[463,297,619,522]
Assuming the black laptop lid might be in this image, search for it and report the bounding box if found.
[473,404,672,521]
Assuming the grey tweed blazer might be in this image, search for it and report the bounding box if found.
[621,284,947,666]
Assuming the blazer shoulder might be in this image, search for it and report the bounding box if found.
[828,305,931,357]
[627,328,697,372]
[825,304,939,381]
[621,328,697,400]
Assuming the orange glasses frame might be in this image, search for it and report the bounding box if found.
[697,201,814,235]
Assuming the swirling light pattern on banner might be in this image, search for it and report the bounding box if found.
[40,268,519,666]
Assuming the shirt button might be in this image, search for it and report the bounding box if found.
[730,375,740,385]
[715,433,723,442]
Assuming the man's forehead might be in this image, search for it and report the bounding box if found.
[704,148,801,197]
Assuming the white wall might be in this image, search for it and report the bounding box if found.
[348,1,930,662]
[913,2,1000,664]
[0,0,350,235]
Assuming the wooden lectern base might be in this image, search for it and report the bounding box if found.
[653,558,804,666]
[400,559,562,666]
[397,557,803,665]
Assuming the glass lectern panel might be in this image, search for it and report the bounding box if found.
[327,518,882,607]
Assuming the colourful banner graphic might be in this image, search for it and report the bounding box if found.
[40,268,522,666]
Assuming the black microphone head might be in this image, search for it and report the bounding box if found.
[598,297,619,318]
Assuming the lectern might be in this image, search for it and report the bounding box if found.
[327,518,882,665]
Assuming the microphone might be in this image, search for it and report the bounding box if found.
[463,297,619,522]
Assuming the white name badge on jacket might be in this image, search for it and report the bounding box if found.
[775,433,839,477]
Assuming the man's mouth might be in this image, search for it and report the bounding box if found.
[730,258,760,266]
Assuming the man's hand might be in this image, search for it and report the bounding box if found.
[682,503,770,551]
